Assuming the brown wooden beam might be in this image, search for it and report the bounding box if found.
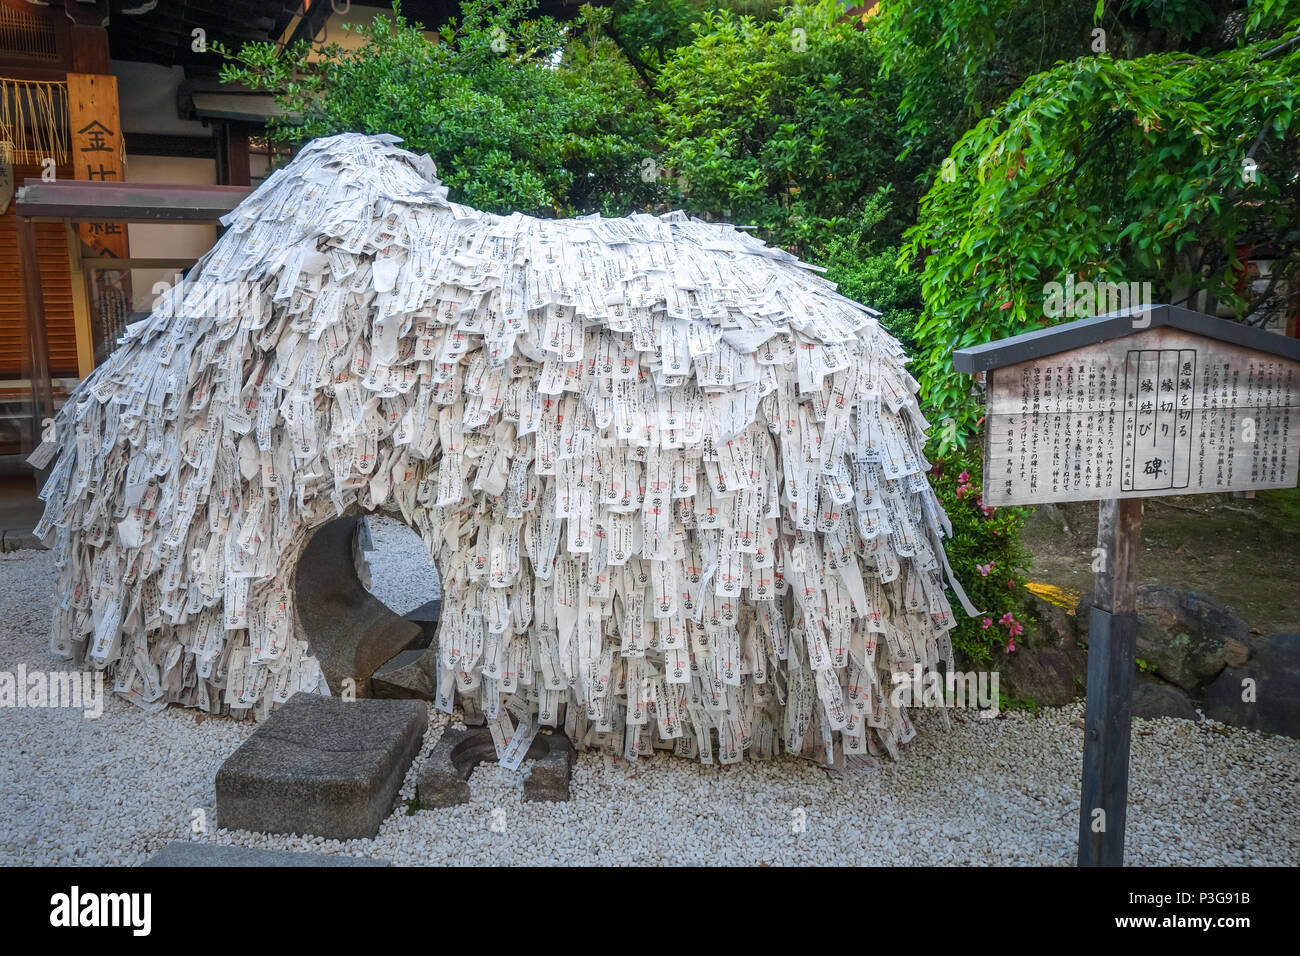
[69,25,111,74]
[223,121,252,187]
[124,133,218,159]
[17,177,251,221]
[17,215,55,446]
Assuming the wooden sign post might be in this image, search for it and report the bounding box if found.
[1080,497,1141,865]
[954,304,1300,866]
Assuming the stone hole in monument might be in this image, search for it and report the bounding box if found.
[292,511,441,702]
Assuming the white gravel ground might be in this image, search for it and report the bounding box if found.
[2,539,1296,866]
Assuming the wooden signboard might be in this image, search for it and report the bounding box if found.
[67,73,129,256]
[67,73,131,373]
[983,325,1300,506]
[954,305,1300,868]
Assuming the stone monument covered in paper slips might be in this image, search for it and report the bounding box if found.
[32,133,975,765]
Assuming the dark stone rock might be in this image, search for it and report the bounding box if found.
[523,730,575,803]
[404,599,442,650]
[2,530,47,552]
[999,645,1087,707]
[1223,637,1250,668]
[143,842,387,867]
[1130,679,1198,721]
[293,515,423,697]
[1079,585,1247,693]
[371,648,438,701]
[416,726,575,808]
[216,692,428,840]
[1203,633,1300,738]
[415,727,478,808]
[1021,587,1082,650]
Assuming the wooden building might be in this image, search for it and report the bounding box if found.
[2,0,602,457]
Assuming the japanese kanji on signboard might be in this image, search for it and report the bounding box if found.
[978,322,1300,506]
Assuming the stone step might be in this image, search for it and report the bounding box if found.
[143,842,388,867]
[216,693,428,840]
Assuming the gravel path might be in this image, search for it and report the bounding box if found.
[361,515,441,613]
[2,542,1296,866]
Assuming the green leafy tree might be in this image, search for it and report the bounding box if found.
[874,0,1246,167]
[603,0,787,84]
[896,0,1300,452]
[928,452,1035,662]
[216,1,661,218]
[655,0,921,253]
[820,188,922,353]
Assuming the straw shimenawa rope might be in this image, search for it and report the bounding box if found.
[0,78,69,166]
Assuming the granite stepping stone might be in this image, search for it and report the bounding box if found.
[216,693,427,840]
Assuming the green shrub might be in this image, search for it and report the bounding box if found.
[928,448,1034,663]
[819,191,922,355]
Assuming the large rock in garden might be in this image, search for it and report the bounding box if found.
[1021,584,1082,650]
[999,584,1087,706]
[216,693,428,840]
[1130,678,1198,720]
[29,132,969,767]
[1203,633,1300,738]
[1079,585,1247,693]
[1000,645,1087,707]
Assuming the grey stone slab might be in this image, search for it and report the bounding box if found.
[1,530,47,552]
[216,692,428,840]
[143,842,388,867]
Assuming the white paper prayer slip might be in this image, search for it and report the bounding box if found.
[33,133,976,763]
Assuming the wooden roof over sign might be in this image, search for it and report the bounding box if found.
[953,304,1300,373]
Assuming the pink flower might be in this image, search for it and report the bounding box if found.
[1000,612,1015,625]
[1008,579,1015,590]
[1009,622,1024,637]
[1006,637,1017,653]
[958,471,970,483]
[976,561,995,577]
[982,505,996,518]
[955,486,967,499]
[981,617,993,629]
